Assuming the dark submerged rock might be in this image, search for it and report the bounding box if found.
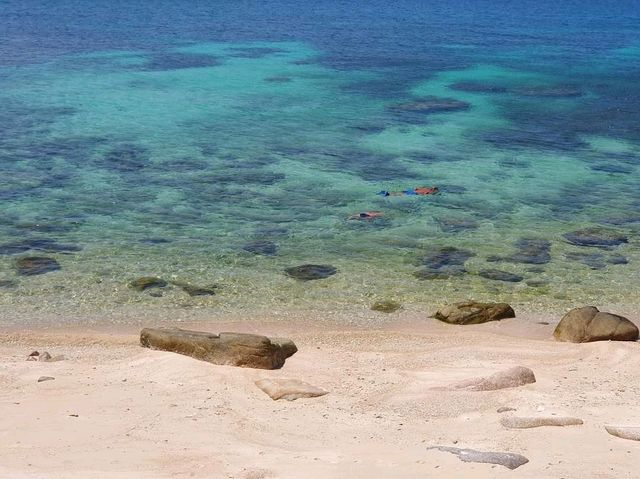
[98,144,149,173]
[227,47,284,58]
[253,226,289,238]
[371,300,402,313]
[139,237,172,244]
[597,214,640,226]
[264,76,292,83]
[0,239,81,255]
[515,85,583,98]
[608,254,628,265]
[437,184,467,194]
[511,238,551,264]
[387,96,470,114]
[413,247,472,279]
[15,257,61,276]
[590,163,633,174]
[142,53,219,71]
[350,124,386,134]
[414,246,474,280]
[417,247,475,269]
[482,127,584,151]
[129,277,167,291]
[563,227,628,248]
[0,243,30,255]
[175,283,218,296]
[0,279,17,288]
[448,82,507,93]
[499,157,531,168]
[436,217,478,233]
[565,252,606,269]
[243,240,278,256]
[205,170,285,186]
[284,264,337,281]
[491,238,551,265]
[478,269,524,282]
[414,267,465,279]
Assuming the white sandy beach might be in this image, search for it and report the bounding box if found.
[0,312,639,478]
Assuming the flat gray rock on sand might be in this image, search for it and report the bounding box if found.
[501,416,583,429]
[553,306,639,342]
[140,328,297,370]
[447,366,536,391]
[255,378,328,401]
[428,446,529,470]
[433,301,515,325]
[605,426,640,441]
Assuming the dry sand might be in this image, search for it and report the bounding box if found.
[0,313,639,478]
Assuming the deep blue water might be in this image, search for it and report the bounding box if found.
[0,0,639,319]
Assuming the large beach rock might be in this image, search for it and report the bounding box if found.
[427,446,529,470]
[433,301,515,325]
[255,379,328,401]
[451,366,536,391]
[553,306,639,343]
[140,328,297,369]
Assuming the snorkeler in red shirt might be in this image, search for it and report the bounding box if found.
[377,186,439,197]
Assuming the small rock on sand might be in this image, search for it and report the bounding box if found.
[428,446,529,470]
[501,416,583,428]
[37,376,55,383]
[449,366,536,391]
[605,426,640,441]
[497,407,517,413]
[433,301,515,325]
[255,379,328,401]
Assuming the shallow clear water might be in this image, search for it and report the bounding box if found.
[1,0,639,321]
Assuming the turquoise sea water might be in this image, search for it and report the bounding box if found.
[1,1,639,322]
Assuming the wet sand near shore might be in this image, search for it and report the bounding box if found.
[0,312,638,478]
